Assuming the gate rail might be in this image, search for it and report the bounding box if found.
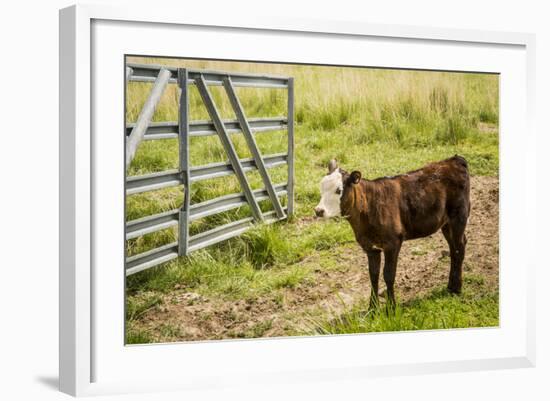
[125,63,294,276]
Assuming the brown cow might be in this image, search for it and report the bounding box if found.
[314,155,470,307]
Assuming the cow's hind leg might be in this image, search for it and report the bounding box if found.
[366,250,382,309]
[383,242,402,309]
[441,218,467,294]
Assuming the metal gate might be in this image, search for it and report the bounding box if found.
[125,64,294,276]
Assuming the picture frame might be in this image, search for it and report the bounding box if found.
[59,4,536,397]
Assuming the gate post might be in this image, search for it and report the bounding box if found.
[177,68,190,256]
[287,77,295,217]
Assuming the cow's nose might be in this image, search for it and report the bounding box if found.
[315,207,325,217]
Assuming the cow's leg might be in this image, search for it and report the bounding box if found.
[366,250,382,309]
[442,217,467,294]
[441,224,457,292]
[383,242,402,308]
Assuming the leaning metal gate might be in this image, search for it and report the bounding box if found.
[124,64,294,276]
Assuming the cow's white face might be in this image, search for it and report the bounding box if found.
[315,168,343,218]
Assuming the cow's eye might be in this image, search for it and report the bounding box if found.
[335,188,342,195]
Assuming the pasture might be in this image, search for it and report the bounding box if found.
[125,56,499,343]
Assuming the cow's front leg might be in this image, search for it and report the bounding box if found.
[366,250,382,309]
[383,242,402,309]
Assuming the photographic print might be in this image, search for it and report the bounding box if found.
[125,56,499,344]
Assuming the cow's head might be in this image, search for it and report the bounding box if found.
[315,159,343,218]
[315,159,362,218]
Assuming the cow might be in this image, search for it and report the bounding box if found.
[314,155,470,308]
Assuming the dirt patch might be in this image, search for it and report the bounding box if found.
[133,176,499,342]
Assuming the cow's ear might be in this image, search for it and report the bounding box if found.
[350,171,362,185]
[328,159,338,174]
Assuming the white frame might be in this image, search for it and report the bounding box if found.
[59,4,536,397]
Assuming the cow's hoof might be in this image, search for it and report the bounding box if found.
[447,286,461,295]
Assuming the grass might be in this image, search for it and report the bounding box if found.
[126,218,353,299]
[308,279,499,335]
[125,56,499,343]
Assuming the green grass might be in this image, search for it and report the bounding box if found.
[308,283,499,335]
[125,292,163,344]
[126,218,353,300]
[126,327,155,345]
[125,57,499,341]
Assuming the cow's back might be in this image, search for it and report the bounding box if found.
[396,156,470,240]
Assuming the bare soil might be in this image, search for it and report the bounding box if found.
[133,176,499,342]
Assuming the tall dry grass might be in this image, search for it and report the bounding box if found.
[126,56,498,146]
